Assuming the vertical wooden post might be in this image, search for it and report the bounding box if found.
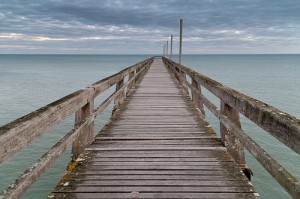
[112,77,125,115]
[174,65,180,81]
[134,64,142,83]
[177,19,188,92]
[170,35,173,60]
[135,64,142,81]
[115,77,125,105]
[127,70,136,96]
[220,101,245,165]
[166,41,168,58]
[181,72,189,93]
[191,78,205,116]
[72,99,94,161]
[179,19,183,68]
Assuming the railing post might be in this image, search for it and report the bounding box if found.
[135,64,142,82]
[170,35,173,60]
[136,62,148,81]
[115,77,125,104]
[181,71,189,93]
[127,70,136,96]
[220,101,245,165]
[174,65,180,81]
[72,99,94,161]
[179,19,183,68]
[112,76,125,115]
[166,41,168,58]
[136,63,142,73]
[192,78,205,116]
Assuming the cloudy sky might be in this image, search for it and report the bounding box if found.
[0,0,300,54]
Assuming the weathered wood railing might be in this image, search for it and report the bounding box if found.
[163,57,300,199]
[0,57,153,199]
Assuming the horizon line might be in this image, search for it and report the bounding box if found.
[1,53,300,55]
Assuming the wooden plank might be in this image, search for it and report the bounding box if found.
[118,111,193,116]
[96,136,217,140]
[98,135,213,139]
[74,170,245,176]
[102,127,206,132]
[107,124,202,128]
[51,193,259,199]
[91,145,224,149]
[116,115,197,118]
[71,175,243,181]
[92,139,222,145]
[86,162,238,167]
[92,143,222,147]
[85,147,227,152]
[74,165,239,171]
[113,121,200,124]
[71,180,251,187]
[90,151,230,158]
[91,151,229,158]
[89,157,232,162]
[99,129,208,133]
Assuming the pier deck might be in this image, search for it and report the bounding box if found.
[50,59,258,198]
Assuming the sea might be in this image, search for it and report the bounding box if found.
[0,54,299,199]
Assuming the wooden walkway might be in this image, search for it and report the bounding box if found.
[51,58,259,198]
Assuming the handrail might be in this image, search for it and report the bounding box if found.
[0,57,154,199]
[163,57,300,199]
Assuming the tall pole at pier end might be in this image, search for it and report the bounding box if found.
[179,19,183,72]
[170,35,173,60]
[166,41,168,58]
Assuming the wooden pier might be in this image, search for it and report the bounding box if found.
[1,57,299,199]
[49,58,258,198]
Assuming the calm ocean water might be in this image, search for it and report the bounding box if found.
[0,54,299,198]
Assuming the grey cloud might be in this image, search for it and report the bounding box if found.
[1,0,300,53]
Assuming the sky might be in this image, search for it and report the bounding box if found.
[0,0,300,54]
